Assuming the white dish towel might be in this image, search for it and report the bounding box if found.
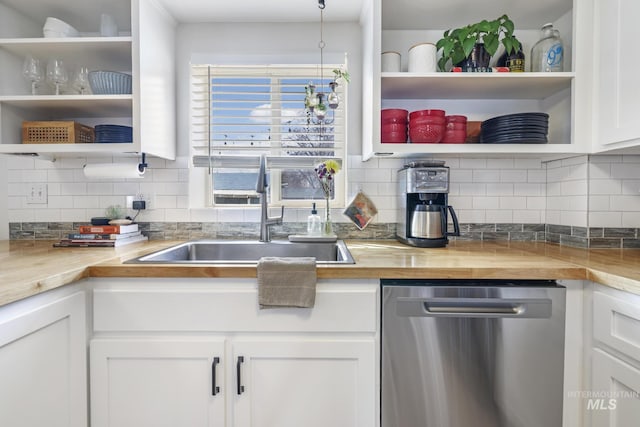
[257,257,317,309]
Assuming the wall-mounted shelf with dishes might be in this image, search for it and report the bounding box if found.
[0,0,176,160]
[361,0,592,159]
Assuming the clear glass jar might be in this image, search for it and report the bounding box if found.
[530,23,564,72]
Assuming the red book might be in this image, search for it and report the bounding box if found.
[77,223,139,234]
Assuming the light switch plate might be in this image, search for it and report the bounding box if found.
[26,183,47,204]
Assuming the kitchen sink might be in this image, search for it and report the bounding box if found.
[125,240,355,264]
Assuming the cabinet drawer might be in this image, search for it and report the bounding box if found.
[93,278,378,333]
[593,291,640,362]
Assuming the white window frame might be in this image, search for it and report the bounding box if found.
[190,63,347,209]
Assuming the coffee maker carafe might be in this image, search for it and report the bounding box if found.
[397,163,460,247]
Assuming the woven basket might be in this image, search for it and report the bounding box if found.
[22,121,95,144]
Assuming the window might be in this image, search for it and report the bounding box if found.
[191,64,347,207]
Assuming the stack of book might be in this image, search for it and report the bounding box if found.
[54,223,147,247]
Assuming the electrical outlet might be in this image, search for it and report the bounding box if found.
[26,183,47,204]
[135,192,155,210]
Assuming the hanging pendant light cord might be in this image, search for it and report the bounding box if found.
[319,0,325,86]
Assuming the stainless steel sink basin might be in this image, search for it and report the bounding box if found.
[125,240,355,264]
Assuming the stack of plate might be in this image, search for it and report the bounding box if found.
[95,125,133,143]
[480,113,549,144]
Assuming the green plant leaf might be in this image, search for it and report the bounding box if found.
[477,20,492,33]
[502,18,514,35]
[503,37,514,55]
[438,57,447,72]
[484,34,499,56]
[462,38,476,58]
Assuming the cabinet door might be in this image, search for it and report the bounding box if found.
[594,0,640,149]
[232,339,375,427]
[91,338,226,427]
[0,291,87,427]
[590,349,640,426]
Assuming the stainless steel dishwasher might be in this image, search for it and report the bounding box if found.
[381,279,566,427]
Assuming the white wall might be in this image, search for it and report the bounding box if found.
[0,155,8,239]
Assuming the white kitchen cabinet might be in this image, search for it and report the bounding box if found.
[91,338,226,427]
[232,339,375,427]
[592,0,640,152]
[0,285,87,427]
[0,0,175,159]
[89,278,378,427]
[589,286,640,426]
[361,0,594,158]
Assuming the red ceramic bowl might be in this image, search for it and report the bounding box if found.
[381,109,408,123]
[381,131,407,143]
[446,122,467,131]
[445,115,468,123]
[441,129,467,143]
[409,124,444,143]
[382,123,407,134]
[409,109,446,121]
[410,115,446,126]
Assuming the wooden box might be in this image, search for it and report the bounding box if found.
[22,121,95,144]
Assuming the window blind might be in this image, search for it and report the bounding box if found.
[191,64,346,170]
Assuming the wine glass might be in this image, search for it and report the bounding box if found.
[46,59,68,95]
[22,55,43,95]
[73,66,90,94]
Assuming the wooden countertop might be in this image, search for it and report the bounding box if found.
[1,239,640,308]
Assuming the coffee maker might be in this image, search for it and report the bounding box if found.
[396,162,460,247]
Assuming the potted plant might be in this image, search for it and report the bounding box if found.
[436,14,522,72]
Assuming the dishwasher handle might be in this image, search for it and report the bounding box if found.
[396,297,553,318]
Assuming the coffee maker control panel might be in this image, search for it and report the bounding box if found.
[406,167,449,193]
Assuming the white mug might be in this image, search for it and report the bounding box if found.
[408,42,437,73]
[100,14,118,37]
[381,51,401,72]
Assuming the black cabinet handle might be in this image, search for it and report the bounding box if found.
[236,356,245,395]
[211,357,220,396]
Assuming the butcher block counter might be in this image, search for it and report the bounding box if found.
[1,239,640,307]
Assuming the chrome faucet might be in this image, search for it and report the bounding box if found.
[256,155,284,242]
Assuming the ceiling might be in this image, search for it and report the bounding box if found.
[382,0,573,30]
[156,0,365,23]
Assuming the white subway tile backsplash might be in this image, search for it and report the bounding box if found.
[35,209,60,222]
[560,211,588,228]
[590,179,622,195]
[514,183,543,196]
[515,158,543,169]
[487,158,514,169]
[527,169,546,183]
[622,212,640,228]
[485,209,513,223]
[73,196,101,209]
[589,211,622,228]
[486,183,514,196]
[561,180,588,196]
[499,197,526,210]
[459,183,486,196]
[513,210,542,224]
[611,163,640,180]
[622,180,640,195]
[460,158,487,169]
[165,209,191,222]
[60,209,89,222]
[589,195,610,211]
[610,195,640,211]
[7,153,638,233]
[472,169,500,182]
[500,170,527,183]
[449,169,473,182]
[457,209,486,223]
[472,196,500,210]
